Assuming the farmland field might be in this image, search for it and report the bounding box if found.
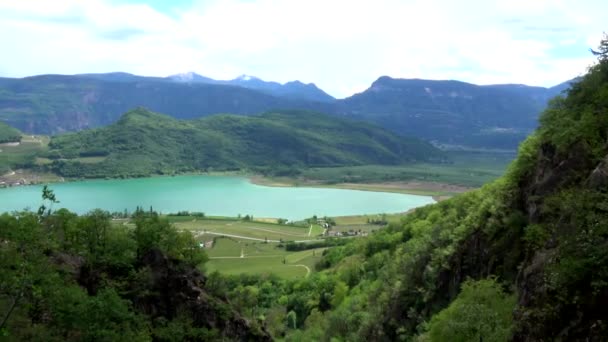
[163,216,335,278]
[173,218,317,242]
[203,237,323,279]
[0,135,49,174]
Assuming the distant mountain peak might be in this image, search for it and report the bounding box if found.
[234,74,260,82]
[168,72,213,83]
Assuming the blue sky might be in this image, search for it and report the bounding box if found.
[0,0,605,98]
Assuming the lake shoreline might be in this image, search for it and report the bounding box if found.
[2,169,470,201]
[248,175,471,201]
[0,174,437,220]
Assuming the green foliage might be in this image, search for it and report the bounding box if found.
[425,278,516,342]
[151,315,219,341]
[0,122,21,143]
[48,286,148,341]
[0,193,232,340]
[45,108,444,178]
[298,151,514,188]
[132,210,207,266]
[280,38,608,341]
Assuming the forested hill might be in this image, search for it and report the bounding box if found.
[0,121,21,143]
[46,109,444,178]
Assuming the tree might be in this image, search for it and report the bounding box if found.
[286,310,297,330]
[37,185,59,220]
[590,32,608,61]
[78,209,112,264]
[425,278,516,342]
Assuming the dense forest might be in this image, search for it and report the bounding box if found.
[1,38,607,341]
[44,109,444,178]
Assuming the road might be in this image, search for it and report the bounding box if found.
[199,231,320,243]
[290,264,311,277]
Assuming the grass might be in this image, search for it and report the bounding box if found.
[175,219,312,242]
[333,213,405,225]
[0,135,50,173]
[205,258,309,278]
[309,224,325,236]
[203,237,322,279]
[73,156,107,164]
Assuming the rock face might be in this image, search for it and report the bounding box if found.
[587,154,608,188]
[512,143,608,340]
[133,249,272,341]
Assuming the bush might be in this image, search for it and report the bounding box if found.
[425,278,516,342]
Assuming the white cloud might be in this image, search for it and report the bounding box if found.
[0,0,605,98]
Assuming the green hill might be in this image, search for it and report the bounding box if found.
[0,121,21,143]
[46,109,444,178]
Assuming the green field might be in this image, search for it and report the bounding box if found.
[163,217,327,278]
[333,213,405,225]
[0,135,49,174]
[203,238,323,279]
[174,218,317,242]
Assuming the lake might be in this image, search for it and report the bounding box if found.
[0,175,435,220]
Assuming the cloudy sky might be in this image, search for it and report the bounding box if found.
[0,0,605,98]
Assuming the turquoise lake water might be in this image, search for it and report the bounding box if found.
[0,175,435,220]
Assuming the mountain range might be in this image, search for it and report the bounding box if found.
[168,72,336,103]
[0,72,576,149]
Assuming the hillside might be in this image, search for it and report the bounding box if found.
[0,121,21,143]
[234,38,607,340]
[1,41,605,340]
[0,73,572,150]
[46,109,444,178]
[337,77,566,149]
[0,75,332,134]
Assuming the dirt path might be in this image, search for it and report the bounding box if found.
[198,231,280,242]
[290,264,311,277]
[241,225,307,237]
[209,255,284,259]
[198,231,320,243]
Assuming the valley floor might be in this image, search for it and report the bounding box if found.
[250,176,471,200]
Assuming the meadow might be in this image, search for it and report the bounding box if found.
[164,215,354,278]
[0,135,49,174]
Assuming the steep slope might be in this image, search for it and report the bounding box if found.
[338,77,559,149]
[264,41,608,341]
[0,206,271,340]
[46,108,444,178]
[0,121,21,143]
